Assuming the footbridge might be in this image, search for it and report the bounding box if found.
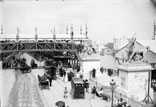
[0,26,91,69]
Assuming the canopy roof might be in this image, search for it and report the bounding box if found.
[137,39,156,54]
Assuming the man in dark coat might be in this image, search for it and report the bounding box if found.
[45,67,54,86]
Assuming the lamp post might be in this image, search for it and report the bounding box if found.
[110,79,116,107]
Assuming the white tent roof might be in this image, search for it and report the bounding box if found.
[100,55,117,70]
[137,39,156,54]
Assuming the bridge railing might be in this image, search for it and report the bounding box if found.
[0,37,90,43]
[0,39,86,53]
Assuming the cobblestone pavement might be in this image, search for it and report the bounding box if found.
[7,71,48,107]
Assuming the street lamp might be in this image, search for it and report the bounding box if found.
[110,79,116,107]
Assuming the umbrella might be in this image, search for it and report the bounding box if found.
[55,101,65,107]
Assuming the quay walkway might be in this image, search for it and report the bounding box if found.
[6,71,48,107]
[32,69,111,107]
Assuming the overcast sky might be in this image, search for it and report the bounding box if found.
[0,0,156,43]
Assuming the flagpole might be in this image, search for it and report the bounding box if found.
[35,27,38,50]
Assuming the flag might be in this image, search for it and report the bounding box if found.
[85,24,88,38]
[35,27,38,41]
[1,25,3,34]
[80,25,82,35]
[66,26,68,34]
[16,27,20,40]
[71,24,74,39]
[17,27,20,35]
[154,21,156,33]
[53,27,56,39]
[35,27,37,34]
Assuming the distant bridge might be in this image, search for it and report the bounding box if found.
[0,37,90,69]
[0,38,89,53]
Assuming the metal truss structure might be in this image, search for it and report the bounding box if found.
[0,38,88,53]
[0,37,90,61]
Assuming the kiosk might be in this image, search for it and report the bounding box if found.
[71,77,85,99]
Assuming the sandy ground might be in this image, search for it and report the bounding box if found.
[1,69,16,106]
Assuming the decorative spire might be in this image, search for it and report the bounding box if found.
[35,27,37,35]
[35,27,38,42]
[80,25,82,35]
[53,27,56,39]
[17,27,20,35]
[66,25,68,34]
[85,23,88,38]
[1,25,3,34]
[71,24,74,39]
[16,27,20,42]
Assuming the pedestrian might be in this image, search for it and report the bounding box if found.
[91,86,97,99]
[97,87,104,98]
[84,79,89,93]
[64,87,68,99]
[63,68,66,82]
[45,72,53,86]
[49,76,53,86]
[64,69,68,82]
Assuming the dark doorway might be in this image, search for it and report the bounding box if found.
[92,68,96,78]
[151,69,156,92]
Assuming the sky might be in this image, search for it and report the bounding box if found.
[0,0,156,43]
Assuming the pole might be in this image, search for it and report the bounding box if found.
[111,85,113,107]
[53,27,56,50]
[143,70,154,104]
[147,70,150,103]
[35,27,38,50]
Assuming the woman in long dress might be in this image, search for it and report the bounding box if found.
[64,87,68,99]
[65,73,68,82]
